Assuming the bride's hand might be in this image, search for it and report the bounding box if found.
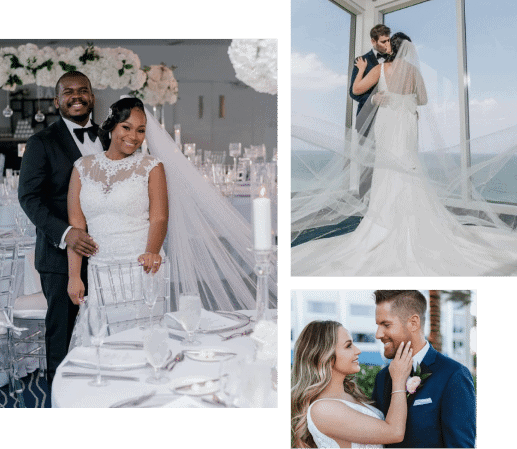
[68,276,85,305]
[138,252,162,274]
[388,341,413,388]
[355,57,367,71]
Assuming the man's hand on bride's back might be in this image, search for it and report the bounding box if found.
[388,341,413,386]
[65,227,98,257]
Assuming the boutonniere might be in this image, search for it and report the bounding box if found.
[406,363,431,398]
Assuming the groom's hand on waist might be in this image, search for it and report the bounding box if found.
[65,228,98,257]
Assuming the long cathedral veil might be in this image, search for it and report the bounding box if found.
[291,40,517,249]
[143,107,277,310]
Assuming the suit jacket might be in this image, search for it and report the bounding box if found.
[371,344,476,448]
[349,49,379,116]
[18,117,85,274]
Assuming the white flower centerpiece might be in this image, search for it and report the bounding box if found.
[227,39,277,95]
[129,64,178,106]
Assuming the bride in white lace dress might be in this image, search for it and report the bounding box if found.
[66,98,168,314]
[291,321,412,448]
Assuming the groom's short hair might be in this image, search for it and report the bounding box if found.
[55,71,92,96]
[374,290,427,327]
[370,24,391,41]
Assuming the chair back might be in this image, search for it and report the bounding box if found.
[91,257,170,336]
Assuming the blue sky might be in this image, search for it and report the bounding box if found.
[292,0,517,147]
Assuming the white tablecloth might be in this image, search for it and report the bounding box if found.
[52,310,276,408]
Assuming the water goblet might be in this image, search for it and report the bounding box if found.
[142,271,159,329]
[86,304,109,387]
[177,293,202,346]
[15,208,29,236]
[218,356,243,406]
[143,327,170,384]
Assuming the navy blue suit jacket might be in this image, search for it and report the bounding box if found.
[349,49,379,116]
[371,344,476,448]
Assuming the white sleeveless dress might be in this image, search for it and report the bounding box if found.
[69,151,163,347]
[307,398,384,448]
[292,63,517,276]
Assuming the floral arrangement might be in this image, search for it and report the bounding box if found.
[227,39,277,95]
[0,43,145,91]
[128,64,178,106]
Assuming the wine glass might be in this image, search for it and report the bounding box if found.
[86,304,109,387]
[177,293,202,346]
[218,356,243,406]
[15,208,29,236]
[143,327,170,384]
[229,143,241,174]
[142,271,159,329]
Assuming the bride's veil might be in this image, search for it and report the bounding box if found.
[291,39,517,246]
[143,108,277,311]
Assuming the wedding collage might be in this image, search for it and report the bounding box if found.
[0,0,511,447]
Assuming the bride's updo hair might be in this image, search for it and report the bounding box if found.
[291,321,373,448]
[98,97,146,151]
[385,32,412,63]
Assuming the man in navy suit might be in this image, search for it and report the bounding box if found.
[18,71,101,389]
[349,24,391,131]
[371,290,476,448]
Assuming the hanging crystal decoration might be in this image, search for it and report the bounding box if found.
[34,86,45,122]
[3,90,13,118]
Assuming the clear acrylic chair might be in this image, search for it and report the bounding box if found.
[91,257,170,336]
[0,240,46,407]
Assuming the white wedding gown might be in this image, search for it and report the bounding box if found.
[307,399,384,448]
[292,64,517,276]
[69,151,164,347]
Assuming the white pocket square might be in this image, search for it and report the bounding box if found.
[413,398,432,406]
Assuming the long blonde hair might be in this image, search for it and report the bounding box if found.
[291,321,372,448]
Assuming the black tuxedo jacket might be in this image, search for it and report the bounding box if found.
[18,117,87,274]
[349,49,379,116]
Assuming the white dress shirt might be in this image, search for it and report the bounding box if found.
[59,116,104,249]
[411,340,430,371]
[373,48,387,63]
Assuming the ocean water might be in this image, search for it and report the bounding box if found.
[292,149,517,205]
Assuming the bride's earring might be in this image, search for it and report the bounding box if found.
[109,132,112,139]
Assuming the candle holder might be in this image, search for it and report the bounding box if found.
[250,246,276,324]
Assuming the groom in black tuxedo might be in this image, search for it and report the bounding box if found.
[18,71,102,389]
[371,291,476,448]
[349,24,391,132]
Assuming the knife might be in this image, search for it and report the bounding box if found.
[61,372,139,381]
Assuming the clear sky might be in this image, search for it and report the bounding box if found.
[292,0,517,147]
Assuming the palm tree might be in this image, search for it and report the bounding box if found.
[428,290,472,353]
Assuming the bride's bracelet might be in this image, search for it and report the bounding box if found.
[391,390,406,395]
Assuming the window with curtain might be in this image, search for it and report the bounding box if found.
[291,0,353,193]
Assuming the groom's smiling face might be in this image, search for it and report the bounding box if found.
[375,301,412,359]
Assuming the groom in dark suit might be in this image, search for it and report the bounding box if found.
[18,71,101,389]
[371,290,476,448]
[349,24,391,132]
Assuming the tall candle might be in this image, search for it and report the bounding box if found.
[253,186,272,250]
[174,124,181,147]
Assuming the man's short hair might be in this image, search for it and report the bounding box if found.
[370,24,391,41]
[374,290,427,326]
[55,71,92,96]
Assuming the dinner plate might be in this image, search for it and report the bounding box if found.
[164,310,250,334]
[68,347,148,370]
[183,347,237,362]
[171,376,220,396]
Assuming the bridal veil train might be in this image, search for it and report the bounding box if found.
[291,39,517,276]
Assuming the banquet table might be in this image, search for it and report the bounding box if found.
[52,309,277,408]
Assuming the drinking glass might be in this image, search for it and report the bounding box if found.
[15,208,29,236]
[218,356,243,406]
[86,304,109,387]
[177,293,202,346]
[142,271,159,329]
[229,143,241,174]
[143,327,170,384]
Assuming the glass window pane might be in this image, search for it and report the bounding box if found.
[308,301,337,314]
[466,1,517,205]
[291,0,352,193]
[350,304,374,316]
[352,332,376,343]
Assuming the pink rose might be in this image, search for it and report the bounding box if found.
[406,376,421,394]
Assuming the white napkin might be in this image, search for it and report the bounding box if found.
[162,395,203,408]
[165,309,237,331]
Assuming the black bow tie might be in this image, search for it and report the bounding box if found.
[376,53,388,59]
[73,125,98,144]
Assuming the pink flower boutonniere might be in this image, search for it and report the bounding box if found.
[406,363,431,398]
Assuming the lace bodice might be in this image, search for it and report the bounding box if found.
[307,399,384,448]
[74,152,161,264]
